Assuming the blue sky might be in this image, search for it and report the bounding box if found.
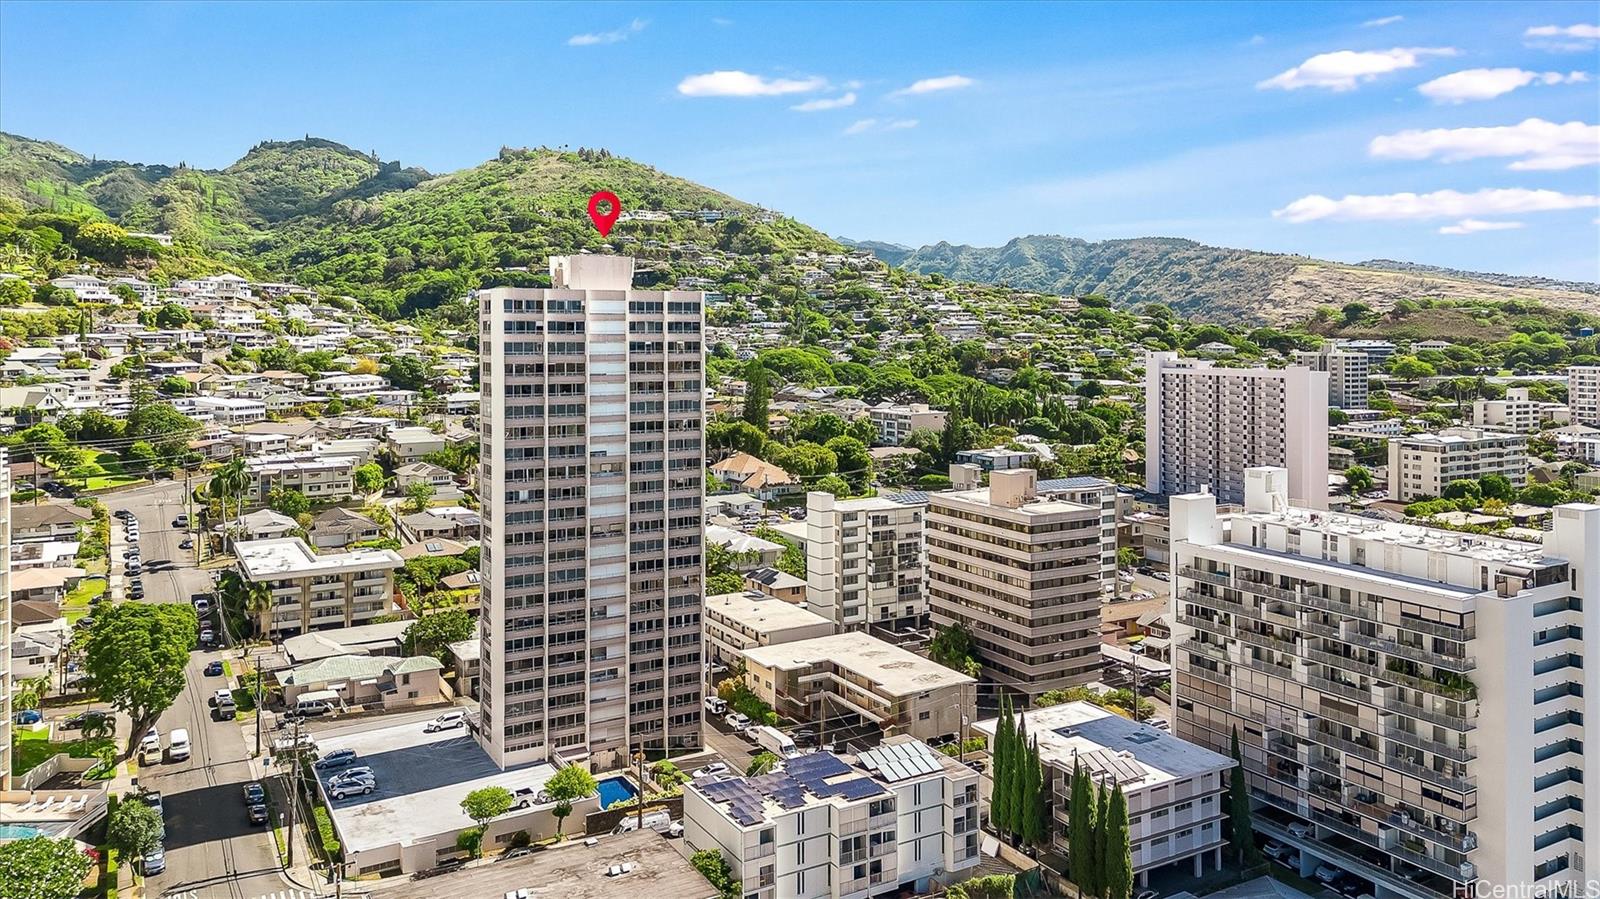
[2,0,1597,280]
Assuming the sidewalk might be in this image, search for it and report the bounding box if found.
[242,721,333,895]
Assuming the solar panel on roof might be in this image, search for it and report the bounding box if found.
[836,778,887,800]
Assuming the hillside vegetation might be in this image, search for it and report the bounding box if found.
[854,234,1597,325]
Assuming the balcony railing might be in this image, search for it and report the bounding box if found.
[1350,799,1476,849]
[1309,812,1473,882]
[1385,698,1477,733]
[1383,727,1475,762]
[1382,754,1476,794]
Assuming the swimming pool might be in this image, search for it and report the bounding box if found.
[0,824,46,840]
[596,776,639,810]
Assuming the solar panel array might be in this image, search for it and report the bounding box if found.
[697,753,891,826]
[698,777,767,826]
[858,741,943,783]
[787,752,887,801]
[1077,747,1147,786]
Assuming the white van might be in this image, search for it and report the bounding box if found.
[167,728,191,762]
[703,695,727,715]
[295,698,335,717]
[752,725,800,758]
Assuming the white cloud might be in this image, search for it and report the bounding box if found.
[677,71,827,97]
[1525,23,1600,50]
[568,18,646,46]
[1362,15,1404,27]
[1438,218,1525,235]
[1246,34,1267,46]
[711,17,733,26]
[1417,67,1590,103]
[791,92,857,112]
[1369,119,1600,171]
[843,118,918,135]
[1274,188,1600,223]
[890,75,975,97]
[1257,47,1457,91]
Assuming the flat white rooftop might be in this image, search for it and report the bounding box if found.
[1225,505,1558,568]
[706,591,832,633]
[974,701,1232,788]
[313,720,558,855]
[741,631,976,696]
[934,487,1094,517]
[235,537,403,580]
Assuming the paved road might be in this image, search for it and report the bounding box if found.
[103,481,214,608]
[142,649,289,899]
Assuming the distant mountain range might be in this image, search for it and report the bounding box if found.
[839,234,1599,325]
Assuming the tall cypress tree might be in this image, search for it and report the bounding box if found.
[1068,755,1094,889]
[1010,710,1030,843]
[1104,784,1133,899]
[993,698,1015,834]
[1024,737,1048,849]
[1092,777,1111,897]
[1229,726,1257,863]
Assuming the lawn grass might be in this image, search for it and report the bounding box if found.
[52,450,145,492]
[10,730,116,777]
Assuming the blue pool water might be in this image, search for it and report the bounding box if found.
[0,824,46,839]
[597,776,639,809]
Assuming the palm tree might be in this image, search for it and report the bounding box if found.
[209,457,249,543]
[243,580,272,638]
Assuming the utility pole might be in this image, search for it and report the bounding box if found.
[285,714,301,866]
[1129,643,1144,725]
[254,652,264,757]
[960,713,969,764]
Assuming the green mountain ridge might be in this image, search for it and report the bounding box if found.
[846,234,1599,324]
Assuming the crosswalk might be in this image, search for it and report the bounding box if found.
[251,891,324,899]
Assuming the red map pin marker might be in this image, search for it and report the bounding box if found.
[587,191,621,237]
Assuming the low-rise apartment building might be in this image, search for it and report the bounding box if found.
[741,631,975,745]
[867,402,948,446]
[1171,465,1600,899]
[704,591,835,669]
[246,453,359,503]
[926,469,1110,699]
[234,537,404,638]
[973,701,1234,885]
[683,737,981,899]
[1387,427,1527,502]
[804,492,926,632]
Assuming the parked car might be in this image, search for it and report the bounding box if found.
[315,749,358,769]
[141,790,164,819]
[338,766,376,781]
[12,709,42,725]
[173,514,189,527]
[199,626,215,644]
[179,538,194,550]
[1287,821,1314,838]
[125,562,142,576]
[424,710,467,732]
[724,711,751,730]
[1314,864,1343,884]
[243,782,266,804]
[204,660,224,676]
[693,763,730,779]
[1152,571,1171,582]
[63,711,112,731]
[166,728,192,762]
[248,804,268,825]
[328,775,376,800]
[114,509,132,519]
[140,847,166,875]
[703,695,727,715]
[1261,841,1293,861]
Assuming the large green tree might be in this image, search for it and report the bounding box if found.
[0,836,93,899]
[1069,760,1097,895]
[107,796,165,859]
[459,786,514,857]
[405,608,475,661]
[544,764,598,836]
[928,623,981,677]
[742,360,771,433]
[83,603,197,756]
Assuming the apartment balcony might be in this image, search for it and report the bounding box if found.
[1304,673,1381,707]
[1231,627,1300,655]
[1304,648,1384,680]
[840,848,867,865]
[839,877,869,896]
[1385,698,1477,733]
[1308,811,1474,883]
[871,840,898,857]
[1349,798,1476,849]
[1305,726,1380,763]
[1381,665,1478,702]
[1392,615,1475,642]
[1383,753,1477,793]
[1382,727,1475,762]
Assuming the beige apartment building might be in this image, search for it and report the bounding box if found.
[246,452,360,503]
[1294,342,1370,410]
[804,491,926,633]
[1386,427,1527,502]
[926,468,1108,699]
[741,631,976,744]
[1471,388,1543,433]
[1171,466,1600,898]
[477,255,705,772]
[1569,365,1600,427]
[867,401,948,446]
[1144,352,1329,509]
[234,537,403,637]
[704,590,835,669]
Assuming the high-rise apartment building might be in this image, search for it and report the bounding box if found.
[804,491,926,632]
[1171,466,1600,898]
[925,469,1110,699]
[1294,341,1370,410]
[0,449,11,788]
[477,256,705,771]
[1570,365,1600,427]
[1387,427,1528,503]
[1144,352,1329,509]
